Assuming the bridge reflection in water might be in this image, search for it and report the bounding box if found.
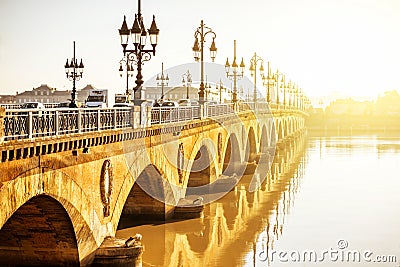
[116,134,308,267]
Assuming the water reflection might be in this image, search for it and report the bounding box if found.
[252,134,400,267]
[116,134,308,267]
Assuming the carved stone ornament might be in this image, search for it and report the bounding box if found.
[100,159,113,217]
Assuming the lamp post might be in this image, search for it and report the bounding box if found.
[156,62,169,101]
[288,82,296,108]
[282,78,288,108]
[119,57,134,95]
[204,75,212,101]
[182,70,192,99]
[249,52,264,103]
[118,0,160,103]
[273,70,285,106]
[262,61,274,103]
[192,20,217,104]
[64,41,84,108]
[216,79,224,103]
[225,40,245,103]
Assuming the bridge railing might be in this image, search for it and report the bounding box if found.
[206,103,235,117]
[151,106,200,124]
[3,108,133,140]
[2,102,308,141]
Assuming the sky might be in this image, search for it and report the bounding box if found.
[0,0,399,103]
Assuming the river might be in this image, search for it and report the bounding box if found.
[116,134,400,267]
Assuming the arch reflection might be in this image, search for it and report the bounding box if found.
[116,134,308,266]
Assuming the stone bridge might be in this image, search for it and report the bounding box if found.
[0,102,307,266]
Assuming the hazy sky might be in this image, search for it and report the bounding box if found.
[0,0,399,100]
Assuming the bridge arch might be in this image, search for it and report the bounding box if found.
[118,164,175,223]
[277,120,284,140]
[185,144,217,197]
[260,125,269,153]
[0,195,79,266]
[222,133,242,176]
[283,120,288,138]
[0,168,100,265]
[245,127,257,162]
[269,118,277,148]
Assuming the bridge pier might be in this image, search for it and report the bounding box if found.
[92,236,143,267]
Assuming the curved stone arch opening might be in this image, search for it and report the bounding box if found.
[289,117,294,134]
[0,195,80,266]
[287,117,291,136]
[277,120,284,140]
[244,126,258,163]
[241,125,246,148]
[291,117,295,135]
[185,144,217,197]
[117,164,175,225]
[0,168,101,266]
[269,118,277,147]
[222,133,242,176]
[283,120,288,139]
[260,125,269,154]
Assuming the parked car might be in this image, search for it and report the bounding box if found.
[178,99,199,106]
[161,101,179,107]
[57,102,71,108]
[113,103,134,108]
[21,102,45,109]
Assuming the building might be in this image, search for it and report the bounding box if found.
[0,95,16,104]
[325,98,373,116]
[15,84,97,104]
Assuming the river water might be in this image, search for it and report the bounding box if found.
[116,135,400,267]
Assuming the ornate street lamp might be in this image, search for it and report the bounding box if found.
[216,79,225,103]
[182,70,192,99]
[281,77,288,107]
[273,70,285,106]
[262,62,274,103]
[119,57,134,95]
[192,20,217,104]
[156,62,169,101]
[64,41,84,108]
[225,40,245,103]
[204,75,212,101]
[249,52,264,103]
[118,0,160,102]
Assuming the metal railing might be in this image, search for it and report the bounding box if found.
[4,108,133,140]
[206,103,235,117]
[2,102,307,141]
[151,106,201,124]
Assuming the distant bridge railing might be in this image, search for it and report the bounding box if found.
[2,102,306,141]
